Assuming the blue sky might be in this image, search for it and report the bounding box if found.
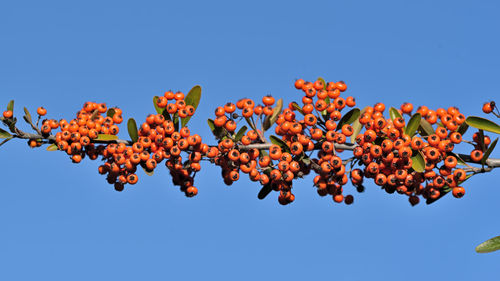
[1,1,500,280]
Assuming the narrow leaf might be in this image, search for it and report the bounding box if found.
[7,100,14,112]
[0,137,13,147]
[321,97,330,120]
[476,236,500,253]
[127,118,139,143]
[0,128,12,139]
[336,108,360,131]
[482,138,498,166]
[257,183,273,200]
[317,77,326,90]
[96,134,119,141]
[181,85,202,128]
[263,98,283,131]
[207,119,224,139]
[301,156,311,165]
[478,130,486,152]
[234,126,248,142]
[350,106,368,143]
[291,102,304,115]
[23,107,32,124]
[405,113,422,137]
[418,119,434,136]
[207,119,215,132]
[466,116,500,135]
[411,151,425,173]
[389,107,402,121]
[162,110,171,121]
[46,144,58,151]
[269,135,290,152]
[173,113,179,131]
[457,122,469,135]
[153,96,163,115]
[245,117,257,131]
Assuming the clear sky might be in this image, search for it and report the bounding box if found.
[1,1,500,280]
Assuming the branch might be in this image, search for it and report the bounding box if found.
[8,129,500,169]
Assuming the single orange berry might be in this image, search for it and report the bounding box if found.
[3,110,13,118]
[37,107,47,116]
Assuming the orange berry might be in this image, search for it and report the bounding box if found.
[335,81,347,92]
[470,150,483,162]
[345,96,356,107]
[37,107,47,116]
[186,186,198,197]
[401,102,413,115]
[262,95,275,106]
[294,79,305,89]
[482,102,493,114]
[127,174,138,185]
[3,110,13,119]
[452,186,465,198]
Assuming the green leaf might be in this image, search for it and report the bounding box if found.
[257,183,273,200]
[466,116,500,135]
[389,107,402,121]
[162,110,171,121]
[207,119,224,139]
[181,85,202,128]
[317,77,326,89]
[7,117,17,133]
[321,97,330,120]
[411,151,425,173]
[291,102,304,115]
[245,117,257,131]
[234,126,248,142]
[336,108,360,131]
[7,100,14,112]
[0,137,13,147]
[478,130,486,153]
[476,236,500,253]
[269,135,290,152]
[457,122,469,135]
[153,96,164,115]
[127,118,139,143]
[482,137,498,166]
[207,118,215,131]
[173,113,180,131]
[263,98,283,131]
[23,107,32,124]
[301,155,311,165]
[0,128,12,139]
[418,118,434,136]
[96,134,119,141]
[350,107,368,143]
[106,108,116,118]
[405,113,422,137]
[46,144,58,151]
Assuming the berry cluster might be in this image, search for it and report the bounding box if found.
[2,79,498,206]
[29,91,208,196]
[49,102,122,165]
[349,103,470,205]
